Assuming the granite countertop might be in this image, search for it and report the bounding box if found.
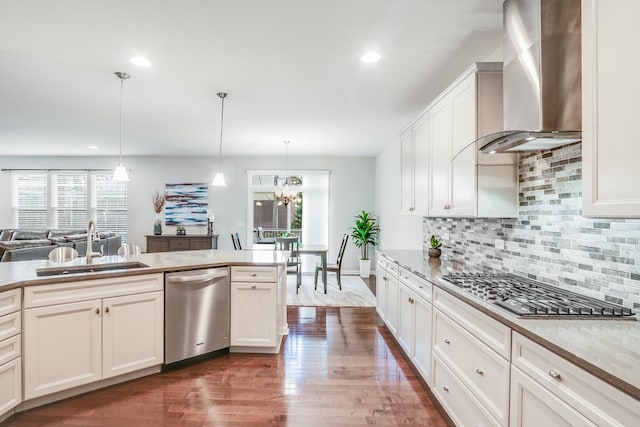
[0,249,289,292]
[377,249,640,400]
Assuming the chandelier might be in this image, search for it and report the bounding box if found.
[275,140,301,206]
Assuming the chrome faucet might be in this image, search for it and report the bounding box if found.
[86,219,102,263]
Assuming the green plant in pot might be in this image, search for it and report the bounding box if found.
[429,235,442,258]
[350,210,380,278]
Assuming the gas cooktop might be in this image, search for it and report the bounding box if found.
[442,273,635,319]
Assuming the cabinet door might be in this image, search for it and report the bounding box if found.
[146,236,168,253]
[397,284,415,356]
[0,357,21,416]
[375,267,387,321]
[400,127,414,215]
[24,300,102,399]
[413,296,432,384]
[412,113,430,215]
[510,366,596,427]
[582,0,640,217]
[385,276,399,337]
[449,73,477,217]
[102,291,164,379]
[231,282,277,347]
[429,98,452,216]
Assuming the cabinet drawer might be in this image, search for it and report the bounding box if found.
[512,332,640,427]
[0,289,21,317]
[432,353,500,427]
[190,238,211,250]
[433,287,511,359]
[0,334,20,365]
[433,308,509,426]
[231,266,277,282]
[0,356,21,415]
[0,312,20,342]
[399,267,432,302]
[24,273,164,308]
[169,239,190,250]
[376,257,399,277]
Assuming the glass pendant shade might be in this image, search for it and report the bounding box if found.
[211,172,226,187]
[113,165,129,181]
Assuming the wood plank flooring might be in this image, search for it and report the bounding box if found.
[5,307,448,426]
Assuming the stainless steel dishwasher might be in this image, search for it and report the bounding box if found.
[165,267,230,365]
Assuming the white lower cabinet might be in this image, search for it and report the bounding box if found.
[397,268,433,384]
[230,281,277,347]
[23,274,164,400]
[375,264,387,321]
[0,288,21,420]
[385,273,399,337]
[510,332,640,427]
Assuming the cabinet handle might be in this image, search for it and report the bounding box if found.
[444,338,451,344]
[95,308,100,315]
[251,273,257,277]
[475,368,484,375]
[442,385,449,392]
[251,285,257,289]
[547,369,561,380]
[105,307,110,314]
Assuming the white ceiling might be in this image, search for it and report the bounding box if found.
[0,0,503,158]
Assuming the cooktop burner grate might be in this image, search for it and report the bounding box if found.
[442,273,635,318]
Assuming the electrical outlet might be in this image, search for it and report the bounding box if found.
[494,239,505,250]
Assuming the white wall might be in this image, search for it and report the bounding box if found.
[0,155,374,272]
[374,139,423,251]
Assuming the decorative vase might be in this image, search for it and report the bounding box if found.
[153,214,162,235]
[359,259,371,278]
[428,248,441,258]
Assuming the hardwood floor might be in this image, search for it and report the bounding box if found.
[5,307,448,426]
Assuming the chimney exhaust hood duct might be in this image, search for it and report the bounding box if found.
[478,0,582,154]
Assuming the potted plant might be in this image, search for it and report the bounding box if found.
[429,235,442,258]
[152,191,166,235]
[350,210,380,278]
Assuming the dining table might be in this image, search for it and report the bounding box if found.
[272,239,329,294]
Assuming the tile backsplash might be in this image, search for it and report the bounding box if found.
[423,142,640,309]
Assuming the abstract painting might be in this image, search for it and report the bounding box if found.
[165,183,208,226]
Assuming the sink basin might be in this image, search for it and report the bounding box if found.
[36,261,149,277]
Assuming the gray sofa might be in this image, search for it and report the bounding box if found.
[0,228,121,262]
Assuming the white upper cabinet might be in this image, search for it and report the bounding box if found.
[428,63,518,218]
[400,112,429,215]
[582,0,640,217]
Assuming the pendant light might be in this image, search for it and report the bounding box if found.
[211,92,228,186]
[113,71,131,181]
[275,140,300,206]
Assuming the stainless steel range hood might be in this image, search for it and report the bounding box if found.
[479,0,582,154]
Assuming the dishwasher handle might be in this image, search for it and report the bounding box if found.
[166,269,228,284]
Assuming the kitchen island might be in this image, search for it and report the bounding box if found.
[377,249,640,426]
[0,249,289,423]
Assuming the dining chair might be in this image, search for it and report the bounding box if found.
[231,233,242,250]
[277,238,302,293]
[315,234,348,291]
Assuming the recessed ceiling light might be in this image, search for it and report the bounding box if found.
[361,51,381,63]
[88,145,99,150]
[129,56,150,67]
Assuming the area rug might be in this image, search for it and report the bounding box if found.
[287,274,376,307]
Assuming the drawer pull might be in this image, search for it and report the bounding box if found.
[444,338,451,344]
[251,285,257,289]
[475,368,484,375]
[547,370,561,380]
[95,308,100,315]
[105,307,110,314]
[442,385,449,392]
[251,273,257,277]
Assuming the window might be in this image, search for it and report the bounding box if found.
[12,171,128,242]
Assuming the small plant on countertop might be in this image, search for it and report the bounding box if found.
[429,235,442,258]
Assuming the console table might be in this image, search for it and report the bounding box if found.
[145,234,219,253]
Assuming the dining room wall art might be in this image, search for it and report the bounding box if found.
[164,183,208,226]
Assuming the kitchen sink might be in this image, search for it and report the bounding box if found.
[36,261,149,277]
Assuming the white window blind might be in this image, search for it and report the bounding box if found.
[11,171,128,243]
[14,173,48,229]
[95,174,128,243]
[55,173,87,230]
